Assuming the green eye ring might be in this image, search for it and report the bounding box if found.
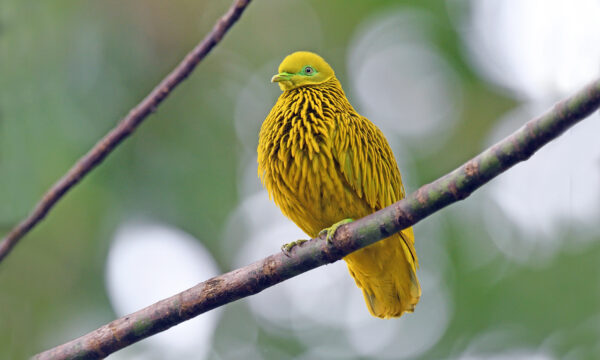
[303,66,316,75]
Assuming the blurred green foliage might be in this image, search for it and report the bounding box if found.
[1,1,598,359]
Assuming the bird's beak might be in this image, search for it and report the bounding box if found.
[271,72,292,83]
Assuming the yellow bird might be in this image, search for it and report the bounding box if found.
[257,51,420,318]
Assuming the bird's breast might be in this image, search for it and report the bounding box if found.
[258,89,369,236]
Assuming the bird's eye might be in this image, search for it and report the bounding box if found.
[304,66,314,75]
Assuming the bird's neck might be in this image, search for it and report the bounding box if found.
[278,77,356,118]
[262,77,358,159]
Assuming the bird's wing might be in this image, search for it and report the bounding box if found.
[332,114,405,210]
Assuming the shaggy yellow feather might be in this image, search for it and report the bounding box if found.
[257,51,421,318]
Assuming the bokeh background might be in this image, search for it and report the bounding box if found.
[1,0,600,359]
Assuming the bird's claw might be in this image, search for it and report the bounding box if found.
[281,239,308,257]
[319,218,354,244]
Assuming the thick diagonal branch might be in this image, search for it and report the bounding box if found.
[35,79,600,360]
[0,0,252,264]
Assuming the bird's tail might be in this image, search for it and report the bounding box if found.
[344,227,421,319]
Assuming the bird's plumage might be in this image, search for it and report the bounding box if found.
[258,51,420,318]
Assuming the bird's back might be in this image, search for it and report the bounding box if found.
[258,77,420,318]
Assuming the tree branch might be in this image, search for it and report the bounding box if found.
[34,79,600,360]
[0,0,252,264]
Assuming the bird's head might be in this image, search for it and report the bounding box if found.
[271,51,335,91]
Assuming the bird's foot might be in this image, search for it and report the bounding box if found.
[319,218,354,244]
[281,239,308,257]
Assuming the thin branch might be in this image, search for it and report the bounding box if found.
[0,0,252,264]
[35,79,600,360]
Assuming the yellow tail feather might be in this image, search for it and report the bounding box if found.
[344,228,420,319]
